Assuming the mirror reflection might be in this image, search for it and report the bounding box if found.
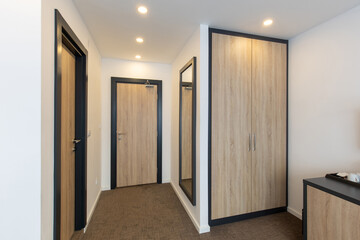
[179,57,196,205]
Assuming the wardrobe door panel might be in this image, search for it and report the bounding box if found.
[251,39,287,212]
[211,33,252,220]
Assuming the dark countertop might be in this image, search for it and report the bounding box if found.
[304,177,360,206]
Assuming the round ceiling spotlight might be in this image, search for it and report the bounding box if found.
[135,55,142,59]
[263,19,273,26]
[136,37,144,43]
[138,6,148,14]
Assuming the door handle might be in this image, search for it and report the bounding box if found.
[253,134,256,151]
[118,132,126,141]
[72,139,81,151]
[248,134,252,152]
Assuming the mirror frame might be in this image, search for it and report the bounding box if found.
[179,57,196,206]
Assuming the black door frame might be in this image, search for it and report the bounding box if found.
[111,77,163,189]
[54,9,88,240]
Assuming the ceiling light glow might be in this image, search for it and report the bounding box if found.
[263,19,273,26]
[135,55,141,59]
[136,37,144,43]
[138,6,148,14]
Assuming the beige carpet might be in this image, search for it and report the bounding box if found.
[72,183,302,240]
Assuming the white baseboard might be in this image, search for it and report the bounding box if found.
[170,182,210,234]
[162,178,170,183]
[84,190,102,233]
[287,206,302,220]
[198,224,210,234]
[101,185,110,191]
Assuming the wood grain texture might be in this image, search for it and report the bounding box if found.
[60,45,75,240]
[181,86,192,180]
[211,33,252,219]
[116,83,157,187]
[307,186,360,240]
[251,39,287,212]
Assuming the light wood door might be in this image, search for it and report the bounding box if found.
[60,45,76,240]
[211,33,252,220]
[251,39,287,212]
[116,83,157,187]
[307,186,360,240]
[181,85,192,180]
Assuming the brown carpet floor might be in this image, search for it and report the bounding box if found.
[72,183,302,240]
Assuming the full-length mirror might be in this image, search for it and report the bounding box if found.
[179,57,196,205]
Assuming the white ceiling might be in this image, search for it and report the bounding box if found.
[73,0,360,64]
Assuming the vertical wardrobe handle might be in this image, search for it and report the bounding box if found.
[253,134,256,151]
[248,134,252,152]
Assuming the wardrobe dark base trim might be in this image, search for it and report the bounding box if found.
[209,207,287,227]
[110,77,162,189]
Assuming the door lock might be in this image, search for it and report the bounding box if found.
[118,132,126,141]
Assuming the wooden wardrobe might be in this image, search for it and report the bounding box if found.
[209,29,288,224]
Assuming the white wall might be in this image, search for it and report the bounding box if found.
[101,59,172,189]
[170,25,210,233]
[42,0,102,239]
[0,1,41,239]
[288,5,360,218]
[198,24,209,231]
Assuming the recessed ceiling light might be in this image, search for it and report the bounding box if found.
[138,6,148,14]
[136,37,144,43]
[135,55,141,59]
[263,19,273,26]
